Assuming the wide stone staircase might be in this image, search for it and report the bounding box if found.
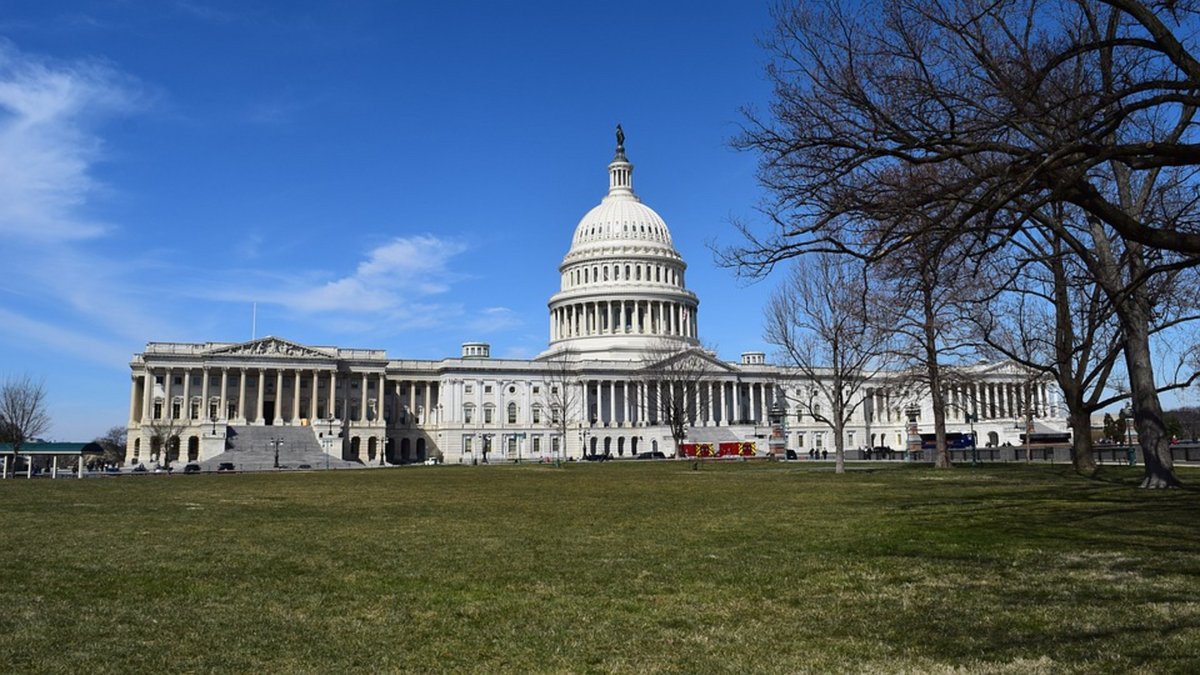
[199,425,360,471]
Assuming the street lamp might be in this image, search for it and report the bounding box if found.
[210,409,219,436]
[269,437,283,469]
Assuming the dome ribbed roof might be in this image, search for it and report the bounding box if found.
[571,197,673,247]
[566,131,675,251]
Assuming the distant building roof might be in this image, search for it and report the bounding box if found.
[0,442,105,456]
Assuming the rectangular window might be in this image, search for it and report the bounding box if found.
[533,437,541,455]
[484,385,493,394]
[463,436,473,454]
[171,401,181,419]
[190,400,200,419]
[464,407,474,424]
[532,386,540,394]
[153,402,163,419]
[484,407,494,424]
[532,407,541,424]
[465,384,474,394]
[174,376,182,385]
[192,375,201,386]
[552,437,560,455]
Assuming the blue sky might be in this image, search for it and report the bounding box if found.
[0,1,781,440]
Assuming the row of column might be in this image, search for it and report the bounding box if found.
[551,299,697,341]
[580,379,776,427]
[863,382,1058,424]
[393,380,439,424]
[132,367,415,426]
[946,381,1056,420]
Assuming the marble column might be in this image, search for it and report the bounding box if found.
[182,369,191,420]
[329,371,337,420]
[128,377,139,425]
[220,368,228,419]
[360,372,368,422]
[274,370,284,425]
[163,368,173,419]
[201,368,210,420]
[142,370,154,422]
[310,371,319,420]
[293,371,301,422]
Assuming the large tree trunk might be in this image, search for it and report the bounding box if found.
[834,419,845,474]
[922,282,951,468]
[1121,310,1180,488]
[1069,414,1096,476]
[1062,389,1098,476]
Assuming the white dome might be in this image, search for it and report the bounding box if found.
[571,195,674,248]
[541,127,700,361]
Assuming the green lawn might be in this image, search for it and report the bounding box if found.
[2,461,1198,673]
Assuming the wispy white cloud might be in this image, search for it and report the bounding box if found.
[291,235,468,313]
[0,306,132,367]
[205,235,472,331]
[0,40,141,243]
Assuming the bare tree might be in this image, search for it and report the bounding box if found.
[868,205,983,469]
[0,374,50,478]
[94,425,128,468]
[144,415,186,469]
[725,0,1200,487]
[638,340,715,458]
[767,253,892,473]
[539,349,583,462]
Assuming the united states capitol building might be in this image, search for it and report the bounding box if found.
[125,131,1068,468]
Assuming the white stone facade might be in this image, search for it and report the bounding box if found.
[126,132,1067,466]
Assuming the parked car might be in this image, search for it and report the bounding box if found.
[636,451,668,460]
[297,464,312,470]
[183,463,201,474]
[217,462,235,472]
[131,463,148,473]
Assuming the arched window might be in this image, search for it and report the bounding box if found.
[463,404,475,424]
[507,402,518,424]
[625,265,631,279]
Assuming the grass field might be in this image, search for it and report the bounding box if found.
[2,461,1198,673]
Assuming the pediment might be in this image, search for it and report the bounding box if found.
[206,337,334,360]
[640,347,740,374]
